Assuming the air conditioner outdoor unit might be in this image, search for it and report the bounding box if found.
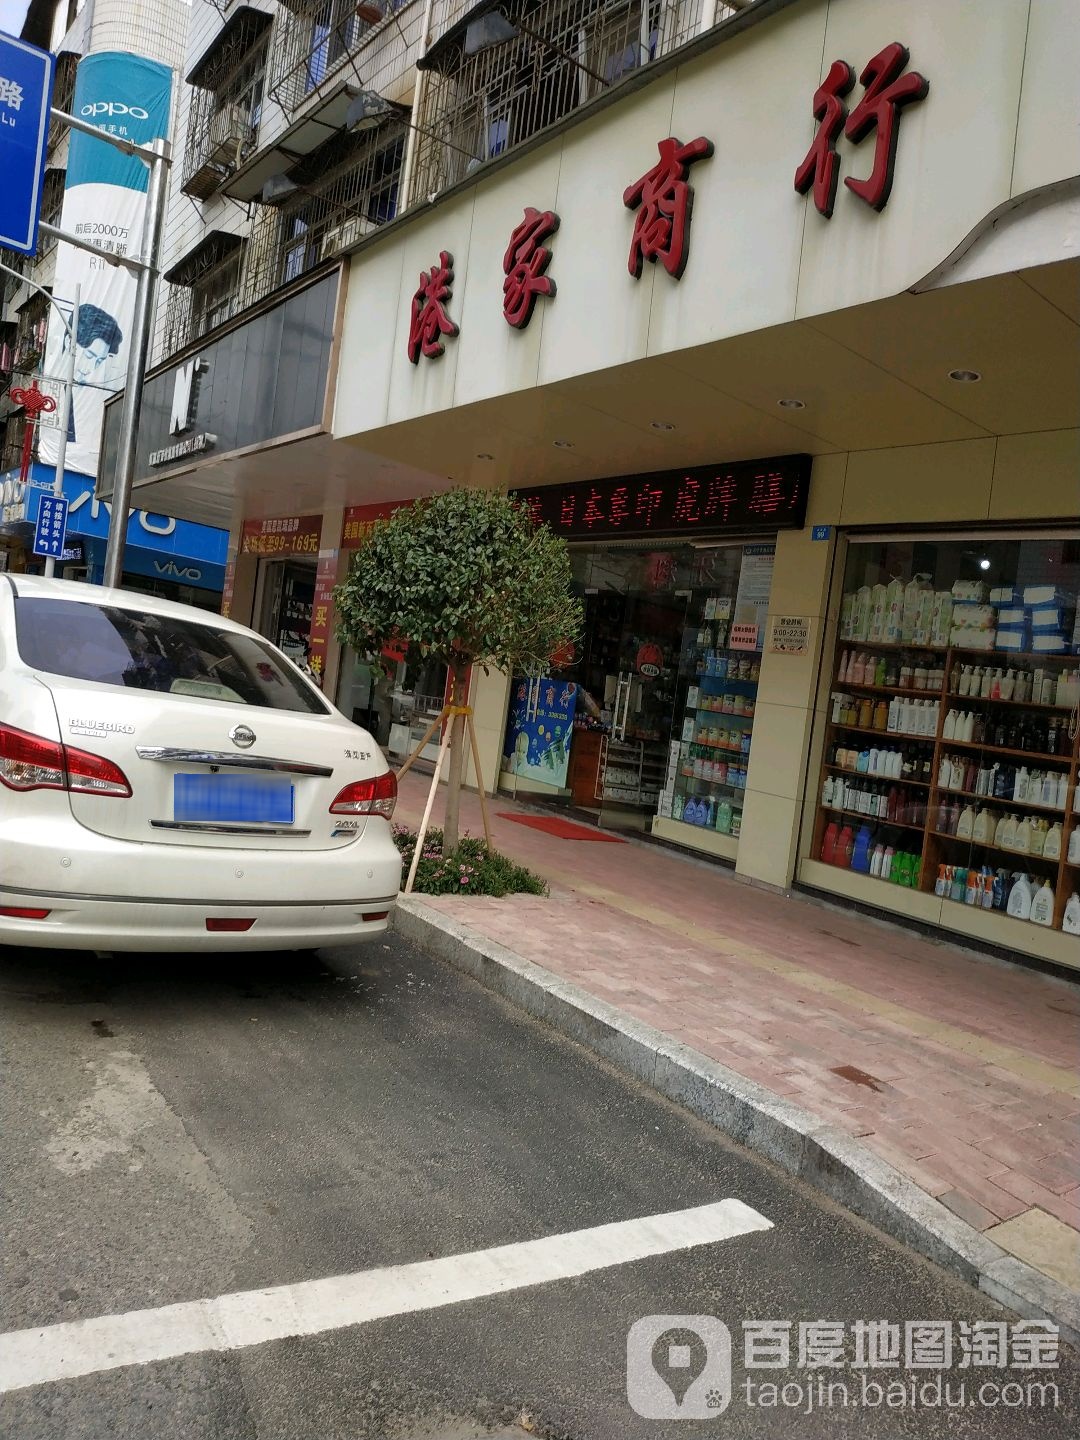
[320,215,374,259]
[207,104,251,166]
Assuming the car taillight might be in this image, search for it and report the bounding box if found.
[0,723,131,798]
[329,769,397,818]
[0,906,51,920]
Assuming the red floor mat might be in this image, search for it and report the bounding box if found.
[496,812,627,842]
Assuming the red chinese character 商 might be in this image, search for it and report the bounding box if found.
[793,59,855,219]
[407,250,459,364]
[623,135,714,280]
[844,42,929,212]
[503,207,560,329]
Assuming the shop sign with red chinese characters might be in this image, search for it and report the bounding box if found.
[239,515,322,557]
[340,500,408,548]
[515,455,810,543]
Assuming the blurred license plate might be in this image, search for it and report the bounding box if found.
[174,773,294,824]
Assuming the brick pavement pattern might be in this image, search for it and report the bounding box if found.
[395,771,1080,1292]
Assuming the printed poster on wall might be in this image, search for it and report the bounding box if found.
[501,676,579,789]
[731,544,776,652]
[39,52,173,478]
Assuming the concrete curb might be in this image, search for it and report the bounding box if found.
[393,896,1080,1349]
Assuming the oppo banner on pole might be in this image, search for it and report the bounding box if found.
[39,52,172,478]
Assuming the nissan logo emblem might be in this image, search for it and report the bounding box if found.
[230,724,256,749]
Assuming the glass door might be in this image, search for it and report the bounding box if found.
[596,557,691,829]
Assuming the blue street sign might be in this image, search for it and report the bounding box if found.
[33,493,69,557]
[0,31,55,255]
[811,525,833,541]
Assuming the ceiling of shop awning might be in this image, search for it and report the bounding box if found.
[133,259,1079,526]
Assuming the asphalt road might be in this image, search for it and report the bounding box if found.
[0,933,1074,1438]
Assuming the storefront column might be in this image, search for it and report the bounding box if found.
[736,455,846,890]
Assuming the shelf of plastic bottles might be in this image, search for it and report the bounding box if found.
[929,831,1062,866]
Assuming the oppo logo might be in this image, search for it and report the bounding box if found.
[81,101,150,120]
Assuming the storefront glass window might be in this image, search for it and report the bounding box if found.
[503,539,778,855]
[815,533,1080,940]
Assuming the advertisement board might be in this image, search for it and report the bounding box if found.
[39,52,173,477]
[501,676,579,789]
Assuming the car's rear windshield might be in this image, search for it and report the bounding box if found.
[15,598,329,714]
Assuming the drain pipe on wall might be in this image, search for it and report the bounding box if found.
[400,0,437,212]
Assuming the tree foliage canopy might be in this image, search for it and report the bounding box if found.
[333,488,583,674]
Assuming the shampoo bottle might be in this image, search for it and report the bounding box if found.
[1030,880,1055,927]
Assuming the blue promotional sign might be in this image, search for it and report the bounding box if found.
[0,30,55,254]
[502,676,579,788]
[33,494,69,557]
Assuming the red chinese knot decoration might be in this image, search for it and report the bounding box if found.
[503,206,560,329]
[795,42,929,217]
[407,250,459,364]
[623,135,714,281]
[9,380,57,484]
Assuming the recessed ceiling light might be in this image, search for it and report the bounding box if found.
[948,368,981,383]
[979,558,991,571]
[476,452,493,460]
[777,398,806,410]
[553,439,574,449]
[650,420,675,431]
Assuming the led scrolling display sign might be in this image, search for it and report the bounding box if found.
[516,456,811,543]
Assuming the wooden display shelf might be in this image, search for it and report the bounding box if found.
[928,830,1062,867]
[945,691,1075,712]
[837,639,947,652]
[936,786,1064,813]
[833,680,943,697]
[821,804,926,833]
[822,762,931,788]
[940,736,1070,764]
[950,644,1080,665]
[829,720,937,742]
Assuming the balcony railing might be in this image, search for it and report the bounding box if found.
[410,0,742,203]
[268,0,417,117]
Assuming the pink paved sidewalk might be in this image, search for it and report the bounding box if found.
[395,771,1080,1292]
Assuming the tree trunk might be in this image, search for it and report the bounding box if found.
[442,662,469,852]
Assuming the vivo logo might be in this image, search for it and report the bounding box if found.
[154,561,202,581]
[81,101,150,120]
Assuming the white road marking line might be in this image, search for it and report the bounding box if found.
[0,1198,771,1393]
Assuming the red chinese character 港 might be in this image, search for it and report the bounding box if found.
[844,42,929,212]
[703,473,738,523]
[623,135,714,280]
[407,250,459,364]
[503,207,560,329]
[793,59,855,219]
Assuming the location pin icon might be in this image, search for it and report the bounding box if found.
[651,1326,708,1408]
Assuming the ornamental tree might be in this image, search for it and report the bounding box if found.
[333,487,583,850]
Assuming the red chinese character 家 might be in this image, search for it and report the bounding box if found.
[407,250,459,363]
[844,42,929,211]
[503,207,559,329]
[623,135,714,280]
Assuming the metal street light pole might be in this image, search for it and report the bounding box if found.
[41,282,79,578]
[102,139,169,590]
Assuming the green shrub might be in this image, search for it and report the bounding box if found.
[393,826,548,899]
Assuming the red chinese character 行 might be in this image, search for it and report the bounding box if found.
[672,476,701,525]
[844,42,929,211]
[503,207,560,329]
[623,135,714,280]
[407,250,459,364]
[793,59,855,218]
[703,473,738,523]
[608,485,630,527]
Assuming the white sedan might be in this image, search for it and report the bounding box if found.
[0,575,402,950]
